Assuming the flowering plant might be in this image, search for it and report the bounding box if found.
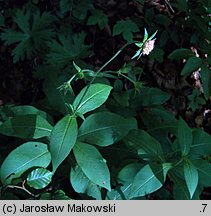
[132,28,157,59]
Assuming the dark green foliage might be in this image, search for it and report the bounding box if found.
[0,0,211,200]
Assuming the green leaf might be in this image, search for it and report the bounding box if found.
[155,14,171,27]
[0,142,51,185]
[176,0,188,11]
[184,160,198,199]
[143,107,177,134]
[117,163,143,184]
[72,0,93,20]
[46,33,91,68]
[201,64,211,100]
[130,87,170,107]
[27,168,53,189]
[171,174,190,200]
[70,165,102,199]
[113,20,139,42]
[10,105,47,119]
[193,160,211,188]
[190,129,211,158]
[40,190,71,200]
[0,14,5,27]
[106,183,133,200]
[181,57,203,76]
[0,10,54,62]
[124,129,164,161]
[60,0,73,14]
[73,142,111,191]
[128,163,172,199]
[0,114,52,139]
[168,48,195,60]
[50,115,78,172]
[78,112,137,146]
[177,117,192,156]
[87,9,108,30]
[73,83,112,115]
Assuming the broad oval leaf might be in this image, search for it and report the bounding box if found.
[73,83,112,115]
[168,48,194,60]
[128,163,172,199]
[184,160,198,199]
[181,57,202,76]
[49,115,78,172]
[27,168,53,189]
[190,129,211,158]
[0,142,51,185]
[193,160,211,188]
[117,163,143,184]
[78,112,137,146]
[171,174,191,200]
[124,129,164,161]
[10,105,47,119]
[143,107,177,134]
[0,114,52,139]
[130,87,170,108]
[177,117,192,156]
[73,142,111,191]
[70,165,102,199]
[106,183,133,200]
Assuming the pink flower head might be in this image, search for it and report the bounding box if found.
[142,39,155,55]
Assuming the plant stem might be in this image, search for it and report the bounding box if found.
[4,185,37,198]
[73,41,137,113]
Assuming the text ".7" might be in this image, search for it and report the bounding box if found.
[201,204,207,213]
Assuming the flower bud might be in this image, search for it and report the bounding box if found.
[142,39,155,55]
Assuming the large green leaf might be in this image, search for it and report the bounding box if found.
[143,107,177,134]
[193,160,211,188]
[46,33,91,68]
[128,163,172,199]
[181,57,202,76]
[26,168,53,189]
[106,183,133,200]
[184,160,198,199]
[168,48,194,60]
[201,64,211,100]
[78,112,137,146]
[73,142,111,191]
[177,117,192,156]
[0,114,52,139]
[70,165,102,199]
[10,105,47,119]
[130,87,170,108]
[0,142,51,185]
[124,129,164,161]
[113,19,139,42]
[171,174,190,200]
[73,83,112,115]
[49,115,78,172]
[117,163,143,184]
[0,10,54,62]
[87,9,108,30]
[190,129,211,158]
